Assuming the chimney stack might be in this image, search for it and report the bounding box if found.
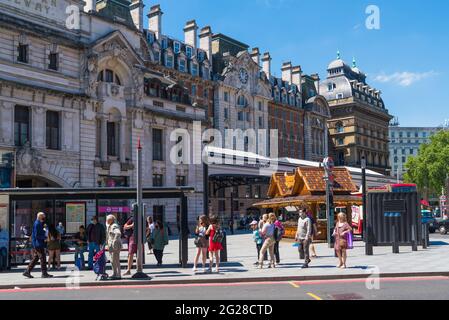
[262,52,271,79]
[148,4,163,40]
[84,0,96,13]
[291,65,302,87]
[130,0,145,32]
[311,73,320,94]
[199,26,213,65]
[184,20,198,48]
[250,48,260,66]
[281,61,293,84]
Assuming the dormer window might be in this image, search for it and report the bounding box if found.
[198,51,206,62]
[328,83,336,92]
[173,41,181,54]
[186,46,193,59]
[146,32,155,44]
[203,66,210,80]
[179,59,186,72]
[161,38,168,49]
[336,93,344,99]
[282,93,287,104]
[191,63,198,76]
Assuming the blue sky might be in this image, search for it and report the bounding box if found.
[143,0,449,127]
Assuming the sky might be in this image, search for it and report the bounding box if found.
[142,0,449,127]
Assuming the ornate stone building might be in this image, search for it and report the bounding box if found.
[0,0,206,231]
[320,54,393,174]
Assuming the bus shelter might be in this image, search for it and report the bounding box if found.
[253,167,362,241]
[0,187,194,269]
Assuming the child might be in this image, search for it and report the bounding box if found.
[250,221,263,266]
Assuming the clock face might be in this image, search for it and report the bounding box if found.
[239,68,249,84]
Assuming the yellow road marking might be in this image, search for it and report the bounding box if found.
[307,292,323,300]
[289,281,300,288]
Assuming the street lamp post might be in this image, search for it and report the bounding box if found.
[362,156,373,256]
[132,138,150,279]
[323,157,334,249]
[203,137,214,217]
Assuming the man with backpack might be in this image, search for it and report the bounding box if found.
[86,216,106,270]
[273,217,285,264]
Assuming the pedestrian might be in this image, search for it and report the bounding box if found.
[106,214,122,280]
[74,225,87,269]
[146,216,154,254]
[56,222,65,236]
[307,210,319,258]
[333,212,352,269]
[206,216,223,273]
[123,216,137,275]
[295,209,312,269]
[23,212,53,279]
[228,219,234,235]
[258,213,276,269]
[273,217,285,264]
[151,220,169,266]
[193,215,209,273]
[258,213,268,231]
[250,220,263,266]
[47,224,62,270]
[86,216,106,270]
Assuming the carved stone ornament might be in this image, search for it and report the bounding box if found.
[16,142,42,175]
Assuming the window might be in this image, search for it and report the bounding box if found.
[48,52,58,71]
[186,46,193,58]
[161,38,168,49]
[259,116,263,127]
[203,89,208,99]
[336,93,344,99]
[17,44,28,63]
[335,122,344,133]
[237,95,247,107]
[224,108,228,120]
[179,59,186,72]
[152,128,163,161]
[166,54,174,68]
[238,111,244,121]
[191,84,197,96]
[14,105,30,146]
[46,111,60,150]
[107,122,117,156]
[153,205,165,222]
[410,149,414,155]
[337,138,344,146]
[153,174,164,187]
[254,185,261,199]
[191,63,198,76]
[173,42,181,54]
[258,101,262,111]
[245,185,252,198]
[224,92,229,102]
[97,69,121,85]
[176,175,186,187]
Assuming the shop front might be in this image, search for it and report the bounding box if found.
[254,167,362,241]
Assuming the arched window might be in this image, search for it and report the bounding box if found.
[237,95,247,107]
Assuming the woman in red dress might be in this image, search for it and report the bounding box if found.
[206,216,223,273]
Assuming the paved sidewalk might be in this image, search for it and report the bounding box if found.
[1,233,449,289]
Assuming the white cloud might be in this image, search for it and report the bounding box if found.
[374,71,438,87]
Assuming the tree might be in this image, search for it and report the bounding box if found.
[404,130,449,195]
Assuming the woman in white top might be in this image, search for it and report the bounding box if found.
[106,215,122,280]
[193,215,209,273]
[258,213,277,269]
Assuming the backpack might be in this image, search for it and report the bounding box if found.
[212,227,224,243]
[274,224,285,242]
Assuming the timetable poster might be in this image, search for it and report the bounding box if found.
[66,203,86,234]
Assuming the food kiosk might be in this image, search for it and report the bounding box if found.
[253,167,362,241]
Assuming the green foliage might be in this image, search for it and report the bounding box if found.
[404,130,449,193]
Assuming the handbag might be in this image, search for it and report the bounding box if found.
[347,231,354,250]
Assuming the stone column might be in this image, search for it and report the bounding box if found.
[0,102,14,144]
[119,117,126,163]
[100,115,108,162]
[165,128,175,187]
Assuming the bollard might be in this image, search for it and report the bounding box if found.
[392,221,400,254]
[220,231,228,263]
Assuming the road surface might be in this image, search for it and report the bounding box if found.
[1,276,449,300]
